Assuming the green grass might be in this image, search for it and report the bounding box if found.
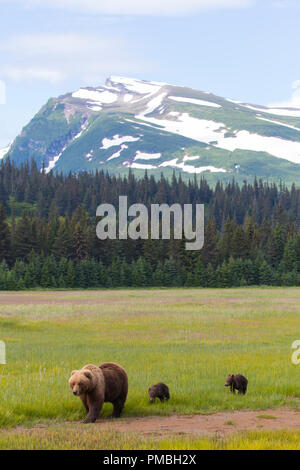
[0,287,300,448]
[0,426,299,450]
[256,414,277,420]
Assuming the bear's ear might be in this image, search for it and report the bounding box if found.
[84,370,92,379]
[71,370,77,376]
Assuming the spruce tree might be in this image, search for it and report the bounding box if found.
[0,203,11,263]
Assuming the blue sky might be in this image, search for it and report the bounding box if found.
[1,0,300,147]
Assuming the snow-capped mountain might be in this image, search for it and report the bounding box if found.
[5,76,300,183]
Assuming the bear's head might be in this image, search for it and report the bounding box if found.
[148,386,156,404]
[225,374,234,387]
[69,368,94,396]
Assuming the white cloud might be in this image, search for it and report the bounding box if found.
[0,33,113,57]
[0,0,254,15]
[1,66,66,83]
[0,33,148,85]
[269,81,300,109]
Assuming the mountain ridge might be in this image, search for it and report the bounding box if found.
[3,76,300,184]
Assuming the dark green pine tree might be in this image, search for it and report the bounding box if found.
[153,262,164,286]
[259,261,275,285]
[193,257,206,287]
[120,259,132,287]
[201,218,219,267]
[66,260,75,288]
[282,239,298,271]
[133,257,151,287]
[72,221,88,262]
[14,212,38,260]
[206,263,216,287]
[52,219,73,259]
[266,223,285,267]
[0,203,11,263]
[217,261,231,288]
[40,259,51,288]
[163,257,179,287]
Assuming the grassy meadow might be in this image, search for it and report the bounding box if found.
[1,427,300,450]
[0,287,299,449]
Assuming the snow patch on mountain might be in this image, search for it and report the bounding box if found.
[124,162,157,170]
[72,89,117,106]
[107,144,128,161]
[109,76,163,95]
[134,151,161,160]
[140,93,168,116]
[135,109,300,164]
[226,98,242,105]
[169,96,222,108]
[256,116,300,132]
[215,130,300,164]
[183,155,200,161]
[136,112,226,143]
[124,94,133,103]
[243,104,300,118]
[159,158,227,174]
[0,145,10,159]
[85,151,94,162]
[100,134,140,149]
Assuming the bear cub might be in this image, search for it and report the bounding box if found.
[225,374,248,395]
[148,382,170,403]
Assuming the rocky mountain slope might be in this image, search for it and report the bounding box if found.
[3,76,300,183]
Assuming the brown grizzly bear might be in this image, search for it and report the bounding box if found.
[69,362,128,423]
[148,382,170,403]
[99,362,128,418]
[225,374,248,395]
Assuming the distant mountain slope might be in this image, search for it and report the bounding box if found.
[3,76,300,184]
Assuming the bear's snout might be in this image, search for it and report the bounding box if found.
[73,390,79,396]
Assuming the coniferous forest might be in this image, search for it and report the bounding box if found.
[0,158,300,290]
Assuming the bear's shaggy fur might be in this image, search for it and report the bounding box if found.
[148,382,170,403]
[99,362,128,418]
[69,362,128,423]
[225,374,248,394]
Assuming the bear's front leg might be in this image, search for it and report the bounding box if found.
[80,394,89,413]
[83,391,104,423]
[83,403,103,423]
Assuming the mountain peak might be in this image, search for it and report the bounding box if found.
[5,76,300,184]
[105,75,168,96]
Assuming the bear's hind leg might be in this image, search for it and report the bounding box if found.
[112,398,125,418]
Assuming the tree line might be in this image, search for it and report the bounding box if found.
[0,158,300,289]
